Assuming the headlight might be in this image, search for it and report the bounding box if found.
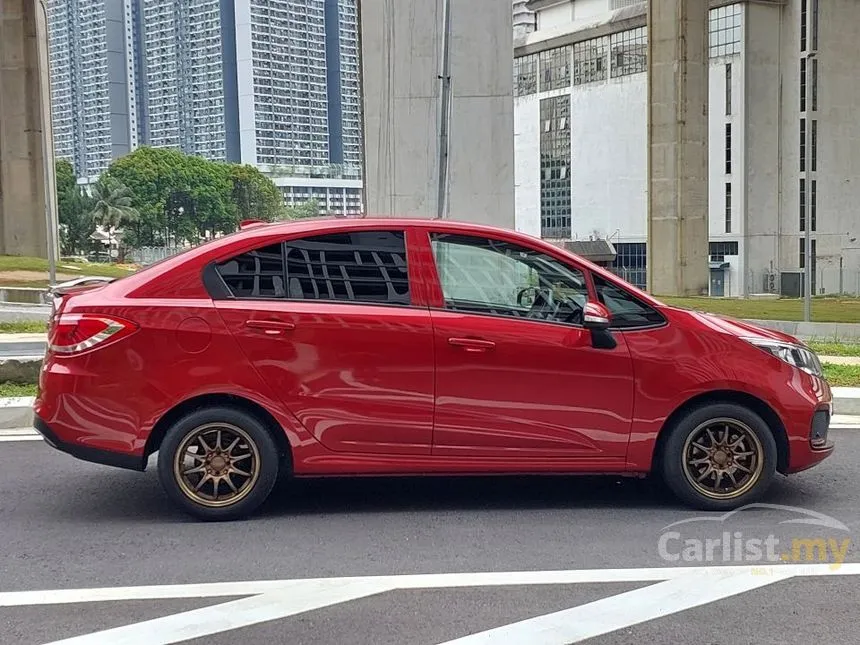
[742,337,823,377]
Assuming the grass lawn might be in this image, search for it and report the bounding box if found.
[660,296,860,324]
[0,321,47,334]
[0,382,36,398]
[822,364,860,387]
[0,255,136,289]
[807,340,860,357]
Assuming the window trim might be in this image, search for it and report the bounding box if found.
[205,229,415,308]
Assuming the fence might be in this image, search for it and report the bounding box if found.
[748,268,860,298]
[128,246,186,266]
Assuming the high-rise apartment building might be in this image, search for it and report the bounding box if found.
[47,0,363,215]
[47,0,138,179]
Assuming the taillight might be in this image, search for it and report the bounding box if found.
[48,314,138,356]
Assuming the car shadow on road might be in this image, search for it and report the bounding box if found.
[44,468,834,524]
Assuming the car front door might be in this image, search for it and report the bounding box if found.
[425,231,635,460]
[212,229,435,456]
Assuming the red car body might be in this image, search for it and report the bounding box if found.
[34,218,833,508]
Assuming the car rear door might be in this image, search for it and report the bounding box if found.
[211,228,435,455]
[424,230,635,460]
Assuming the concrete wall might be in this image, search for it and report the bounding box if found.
[359,0,515,227]
[0,0,56,259]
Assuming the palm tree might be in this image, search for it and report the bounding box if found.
[88,180,139,261]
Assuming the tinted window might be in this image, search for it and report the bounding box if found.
[216,243,286,299]
[593,274,664,329]
[216,232,410,305]
[284,231,410,305]
[431,233,587,326]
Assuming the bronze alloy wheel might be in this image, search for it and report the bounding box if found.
[681,417,765,500]
[173,422,261,508]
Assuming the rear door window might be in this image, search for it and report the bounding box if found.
[214,230,411,305]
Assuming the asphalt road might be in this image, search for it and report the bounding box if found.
[1,429,859,644]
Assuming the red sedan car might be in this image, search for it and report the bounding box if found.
[35,218,833,520]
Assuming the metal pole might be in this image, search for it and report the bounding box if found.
[435,0,453,220]
[803,52,815,321]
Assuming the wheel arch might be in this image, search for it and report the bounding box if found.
[652,390,790,475]
[144,393,292,468]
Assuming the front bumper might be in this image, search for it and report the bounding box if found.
[34,416,146,472]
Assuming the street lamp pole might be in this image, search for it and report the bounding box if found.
[803,51,816,322]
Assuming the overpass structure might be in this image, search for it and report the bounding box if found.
[0,0,57,260]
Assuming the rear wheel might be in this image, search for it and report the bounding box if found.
[157,407,280,521]
[660,403,777,511]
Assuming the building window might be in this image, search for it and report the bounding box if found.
[539,95,571,239]
[801,0,808,52]
[811,179,817,231]
[800,118,806,172]
[811,119,817,171]
[725,123,732,174]
[800,178,806,232]
[608,242,647,290]
[800,57,807,112]
[725,183,732,233]
[709,5,742,58]
[811,58,818,111]
[610,27,646,78]
[709,241,739,260]
[800,238,817,273]
[539,46,571,91]
[725,63,732,115]
[572,37,608,85]
[811,0,819,50]
[514,54,538,96]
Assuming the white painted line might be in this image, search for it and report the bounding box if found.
[0,427,39,442]
[1,564,858,608]
[434,568,795,645]
[42,580,391,645]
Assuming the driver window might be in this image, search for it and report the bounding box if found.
[430,233,588,325]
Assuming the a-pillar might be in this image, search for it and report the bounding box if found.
[0,0,56,259]
[646,0,709,296]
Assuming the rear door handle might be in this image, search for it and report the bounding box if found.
[448,337,496,352]
[244,319,296,335]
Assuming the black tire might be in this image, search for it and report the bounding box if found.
[157,406,280,521]
[660,403,778,511]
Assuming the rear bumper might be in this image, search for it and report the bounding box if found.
[34,416,146,472]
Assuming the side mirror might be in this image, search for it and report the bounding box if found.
[583,301,611,331]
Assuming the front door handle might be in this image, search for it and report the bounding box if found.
[448,337,496,352]
[244,319,296,335]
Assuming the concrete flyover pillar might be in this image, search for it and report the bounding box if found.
[358,0,515,227]
[0,0,56,259]
[646,0,709,296]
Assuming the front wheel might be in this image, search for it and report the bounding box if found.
[660,403,777,511]
[157,406,280,521]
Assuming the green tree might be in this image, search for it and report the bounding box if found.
[55,159,94,255]
[229,164,285,222]
[283,198,321,220]
[106,147,236,248]
[88,179,139,259]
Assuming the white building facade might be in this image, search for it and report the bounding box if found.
[515,0,860,297]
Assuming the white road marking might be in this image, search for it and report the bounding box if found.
[42,580,392,645]
[433,568,795,645]
[1,563,858,608]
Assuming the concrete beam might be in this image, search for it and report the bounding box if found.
[646,0,710,296]
[359,0,515,227]
[0,0,56,259]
